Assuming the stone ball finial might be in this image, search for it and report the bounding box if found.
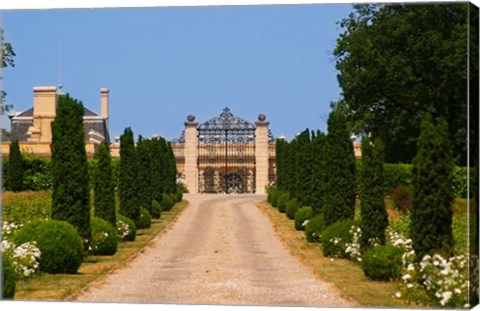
[187,114,196,122]
[258,113,266,122]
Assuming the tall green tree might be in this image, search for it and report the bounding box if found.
[410,114,454,260]
[136,136,153,212]
[51,94,91,243]
[309,131,327,215]
[166,141,178,194]
[93,142,116,227]
[118,127,140,223]
[323,109,356,227]
[334,3,468,165]
[149,137,164,203]
[8,139,23,192]
[0,28,15,115]
[359,136,388,249]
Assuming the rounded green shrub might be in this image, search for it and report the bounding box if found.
[267,187,277,204]
[391,185,412,213]
[116,213,136,241]
[90,216,118,256]
[175,187,183,202]
[13,219,84,274]
[151,199,162,219]
[321,219,361,259]
[286,198,300,220]
[270,189,281,208]
[305,214,326,242]
[161,193,174,211]
[277,192,290,213]
[2,253,16,299]
[169,193,177,206]
[361,245,403,281]
[137,207,152,229]
[294,206,314,231]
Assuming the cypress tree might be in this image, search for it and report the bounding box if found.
[359,136,388,249]
[93,142,116,227]
[136,136,153,212]
[323,109,356,227]
[149,137,164,203]
[411,114,454,260]
[275,138,287,190]
[309,131,327,215]
[51,94,91,243]
[295,129,311,206]
[118,127,140,223]
[8,139,23,192]
[166,141,178,193]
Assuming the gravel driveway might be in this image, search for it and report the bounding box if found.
[74,194,357,307]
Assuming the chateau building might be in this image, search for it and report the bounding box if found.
[172,107,276,195]
[2,86,110,157]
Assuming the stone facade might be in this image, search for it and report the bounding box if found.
[2,86,110,158]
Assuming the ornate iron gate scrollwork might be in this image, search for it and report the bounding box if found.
[197,107,256,193]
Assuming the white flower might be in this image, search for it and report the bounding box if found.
[395,291,401,298]
[439,291,452,306]
[402,273,412,281]
[302,219,309,227]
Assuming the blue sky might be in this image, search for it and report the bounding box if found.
[2,4,354,141]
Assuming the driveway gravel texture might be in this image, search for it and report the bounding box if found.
[74,194,358,307]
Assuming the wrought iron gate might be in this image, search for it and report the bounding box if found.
[197,107,256,193]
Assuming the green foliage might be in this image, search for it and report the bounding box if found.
[116,213,136,242]
[361,245,403,281]
[294,206,314,231]
[2,253,16,299]
[359,137,388,249]
[137,207,152,229]
[323,109,356,226]
[2,192,51,224]
[161,192,174,212]
[309,131,328,214]
[0,28,15,114]
[118,127,140,223]
[151,199,162,219]
[90,216,118,256]
[175,187,183,202]
[391,185,412,213]
[305,214,326,243]
[411,115,454,260]
[452,166,467,198]
[8,140,23,192]
[286,198,300,220]
[93,142,116,227]
[334,4,469,165]
[277,191,290,213]
[13,219,84,274]
[270,188,281,208]
[136,136,153,213]
[51,94,91,243]
[321,219,361,258]
[267,186,277,204]
[383,163,412,194]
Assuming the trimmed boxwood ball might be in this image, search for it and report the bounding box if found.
[267,187,277,205]
[277,192,290,213]
[286,198,300,220]
[151,199,162,219]
[2,253,16,299]
[161,193,174,211]
[270,189,281,208]
[305,214,326,242]
[361,245,403,281]
[13,219,84,274]
[137,207,152,229]
[116,213,136,241]
[90,216,118,256]
[175,187,183,203]
[294,206,314,231]
[321,219,361,259]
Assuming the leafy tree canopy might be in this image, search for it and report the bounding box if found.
[334,3,468,165]
[0,28,15,115]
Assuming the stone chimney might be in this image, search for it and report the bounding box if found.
[30,86,57,141]
[100,88,109,129]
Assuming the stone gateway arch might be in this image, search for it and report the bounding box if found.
[172,107,276,194]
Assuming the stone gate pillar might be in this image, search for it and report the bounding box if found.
[255,114,269,195]
[184,115,198,194]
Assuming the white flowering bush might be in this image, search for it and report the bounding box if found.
[90,216,118,256]
[345,226,362,262]
[117,220,131,241]
[1,222,41,280]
